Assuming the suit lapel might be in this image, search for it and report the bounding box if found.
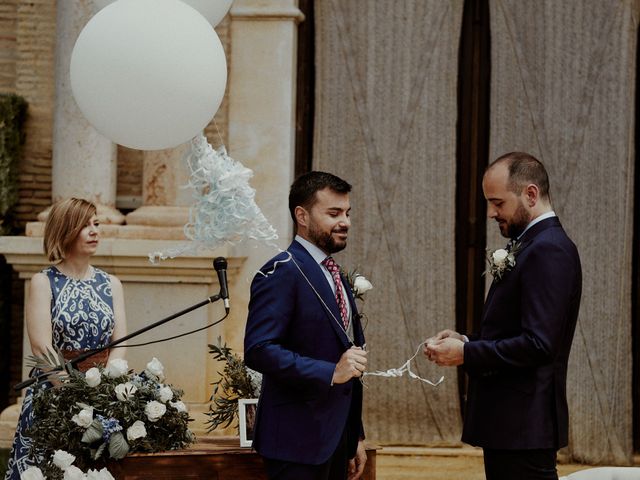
[289,241,352,348]
[482,217,562,318]
[342,274,365,346]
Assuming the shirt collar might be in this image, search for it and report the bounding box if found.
[295,235,329,265]
[517,210,556,240]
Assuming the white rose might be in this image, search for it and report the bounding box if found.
[104,358,129,378]
[126,420,147,441]
[53,449,76,470]
[63,465,85,480]
[169,400,187,413]
[156,385,173,403]
[21,466,46,480]
[84,367,101,387]
[492,248,509,266]
[144,400,167,422]
[145,357,165,381]
[114,382,138,401]
[71,406,94,428]
[353,275,373,295]
[95,468,114,480]
[86,468,114,480]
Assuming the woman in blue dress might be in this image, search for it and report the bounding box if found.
[4,198,127,479]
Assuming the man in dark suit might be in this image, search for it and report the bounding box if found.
[244,171,368,480]
[425,152,582,480]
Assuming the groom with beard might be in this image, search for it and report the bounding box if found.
[425,152,582,480]
[244,171,367,480]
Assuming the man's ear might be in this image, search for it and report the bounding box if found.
[525,184,539,207]
[294,206,308,228]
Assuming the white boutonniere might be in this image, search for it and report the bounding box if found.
[485,242,521,281]
[341,268,373,301]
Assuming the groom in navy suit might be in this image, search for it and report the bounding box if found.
[426,153,582,480]
[244,171,367,480]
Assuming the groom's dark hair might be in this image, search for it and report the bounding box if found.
[490,152,551,200]
[289,171,352,226]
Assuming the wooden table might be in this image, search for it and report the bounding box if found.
[109,437,377,479]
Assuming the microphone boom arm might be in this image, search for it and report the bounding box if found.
[14,291,225,391]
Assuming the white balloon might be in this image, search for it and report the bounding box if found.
[71,0,227,150]
[183,0,233,27]
[92,0,233,27]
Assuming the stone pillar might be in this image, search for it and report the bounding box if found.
[122,144,192,240]
[226,0,303,351]
[50,0,123,224]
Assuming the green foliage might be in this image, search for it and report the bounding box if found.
[0,93,27,235]
[206,338,260,433]
[28,363,194,479]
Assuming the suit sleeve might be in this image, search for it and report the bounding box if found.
[244,263,335,396]
[464,240,579,374]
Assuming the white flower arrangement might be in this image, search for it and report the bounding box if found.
[26,357,193,480]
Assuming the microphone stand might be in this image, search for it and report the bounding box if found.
[14,291,226,391]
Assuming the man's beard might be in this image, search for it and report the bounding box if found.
[308,223,348,254]
[501,201,531,238]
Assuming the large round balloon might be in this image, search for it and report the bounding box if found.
[92,0,233,27]
[72,0,227,150]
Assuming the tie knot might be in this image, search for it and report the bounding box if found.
[322,256,339,272]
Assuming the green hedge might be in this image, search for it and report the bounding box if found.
[0,94,27,235]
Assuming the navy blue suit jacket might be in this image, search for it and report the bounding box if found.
[462,217,582,450]
[244,240,365,465]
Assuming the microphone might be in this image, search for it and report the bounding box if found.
[213,257,230,312]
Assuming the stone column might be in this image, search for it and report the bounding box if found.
[49,0,123,224]
[226,0,303,351]
[122,144,192,240]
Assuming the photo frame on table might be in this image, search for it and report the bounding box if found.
[238,398,258,447]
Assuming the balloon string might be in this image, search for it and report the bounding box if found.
[211,119,225,149]
[363,342,444,388]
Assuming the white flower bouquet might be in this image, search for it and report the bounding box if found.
[26,357,194,479]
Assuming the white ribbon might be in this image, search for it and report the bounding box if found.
[363,343,444,387]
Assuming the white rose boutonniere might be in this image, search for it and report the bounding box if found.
[353,275,373,296]
[486,242,521,281]
[341,268,373,302]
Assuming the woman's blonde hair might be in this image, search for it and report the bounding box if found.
[43,198,97,263]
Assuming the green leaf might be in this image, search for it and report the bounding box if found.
[108,432,130,459]
[82,420,104,444]
[93,442,107,460]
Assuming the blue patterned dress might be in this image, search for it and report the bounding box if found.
[4,266,115,480]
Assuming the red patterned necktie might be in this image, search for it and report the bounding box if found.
[322,256,349,330]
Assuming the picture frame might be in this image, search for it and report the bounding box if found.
[238,398,258,447]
